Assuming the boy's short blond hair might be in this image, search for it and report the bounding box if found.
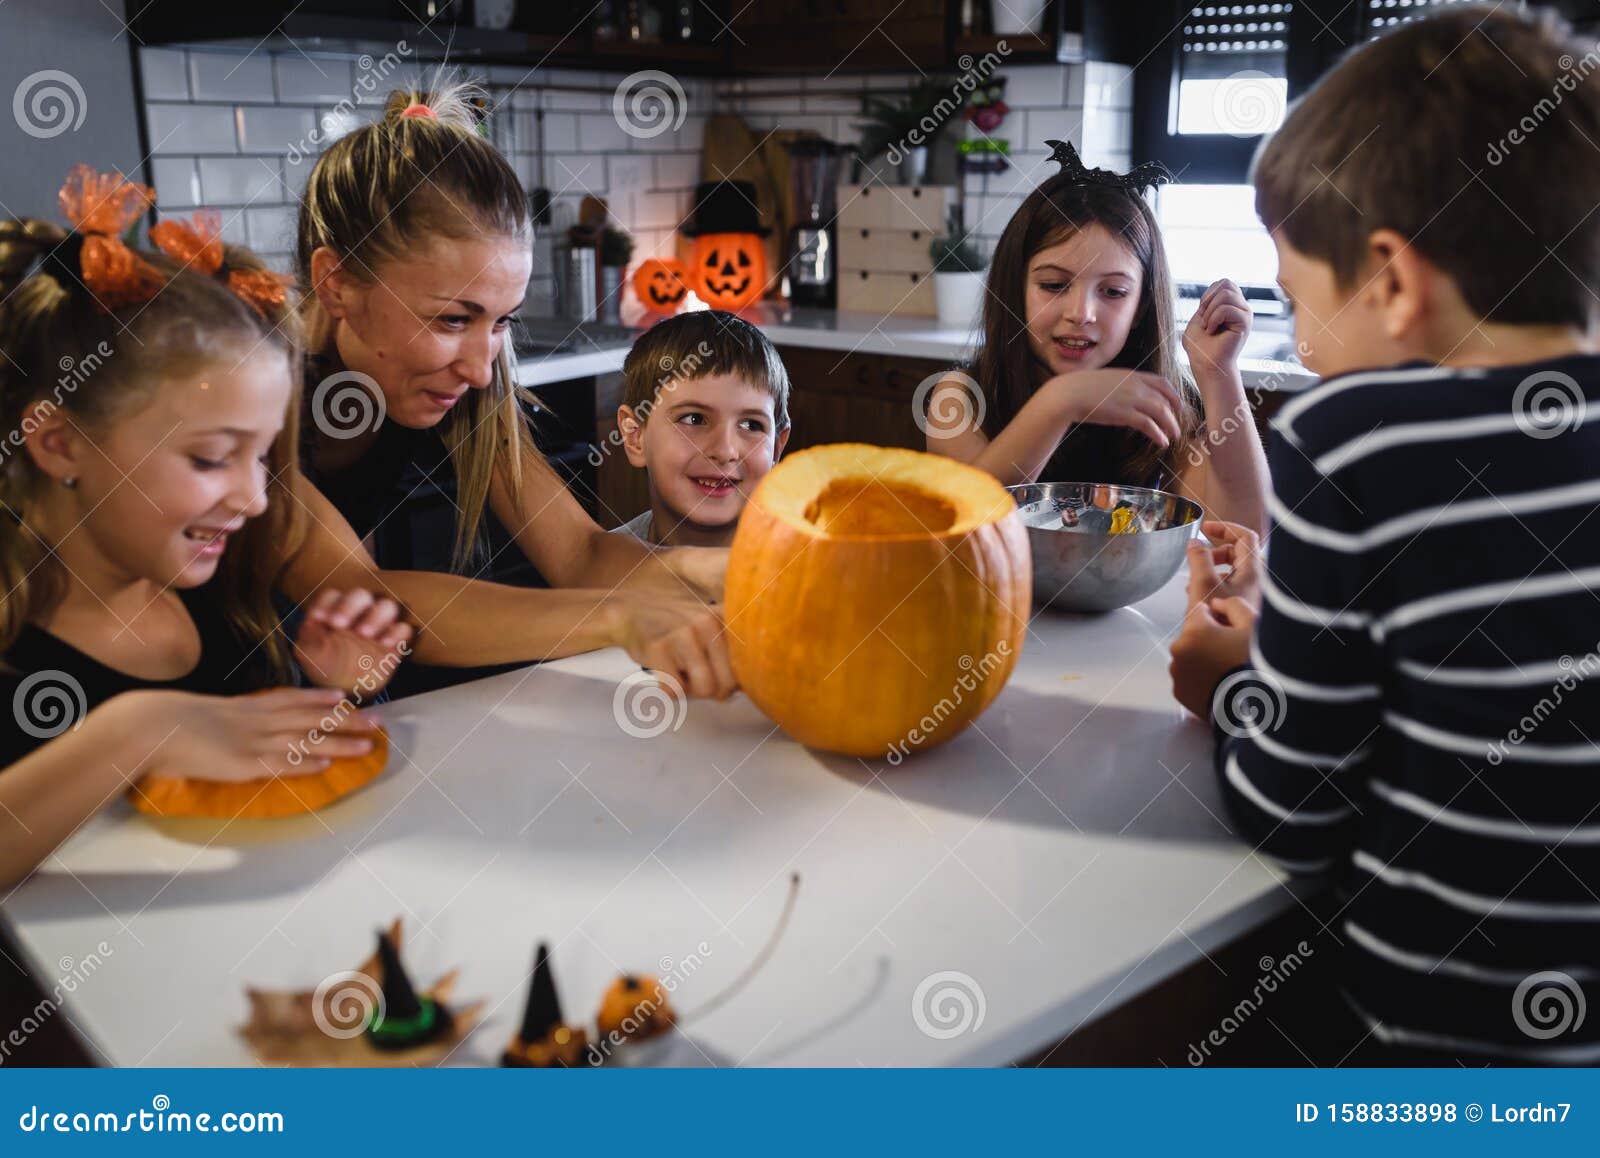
[1253,6,1600,329]
[620,310,790,428]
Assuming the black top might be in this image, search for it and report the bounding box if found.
[0,583,278,770]
[1212,353,1600,1064]
[1040,422,1173,491]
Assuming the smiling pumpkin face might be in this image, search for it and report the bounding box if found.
[691,232,768,312]
[633,257,689,313]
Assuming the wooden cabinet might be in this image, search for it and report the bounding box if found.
[730,0,949,73]
[776,344,954,455]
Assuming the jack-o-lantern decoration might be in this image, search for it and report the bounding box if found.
[632,257,689,313]
[680,179,772,313]
[690,234,768,312]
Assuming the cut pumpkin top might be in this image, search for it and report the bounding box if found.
[747,443,1017,540]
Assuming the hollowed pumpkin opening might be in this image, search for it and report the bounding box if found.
[802,477,957,538]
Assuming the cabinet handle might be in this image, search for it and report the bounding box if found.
[856,363,871,385]
[885,368,901,390]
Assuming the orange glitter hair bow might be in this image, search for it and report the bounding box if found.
[56,165,161,310]
[149,210,290,319]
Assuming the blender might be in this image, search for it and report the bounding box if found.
[784,138,850,309]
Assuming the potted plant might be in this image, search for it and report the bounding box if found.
[599,226,635,324]
[929,234,986,327]
[854,77,963,185]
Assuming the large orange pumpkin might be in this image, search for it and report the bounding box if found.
[132,728,390,819]
[690,232,768,312]
[632,257,689,313]
[724,444,1029,758]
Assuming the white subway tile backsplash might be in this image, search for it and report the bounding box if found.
[609,155,652,195]
[199,157,283,205]
[1084,61,1134,111]
[275,56,356,105]
[577,112,631,152]
[1004,64,1068,109]
[246,205,297,252]
[189,53,274,103]
[548,153,607,195]
[1023,109,1084,152]
[632,191,683,231]
[654,152,698,190]
[140,49,189,101]
[146,104,238,154]
[238,106,316,153]
[537,111,578,152]
[150,158,200,209]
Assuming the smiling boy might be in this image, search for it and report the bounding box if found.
[610,311,792,547]
[1169,7,1600,1064]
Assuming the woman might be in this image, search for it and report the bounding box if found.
[280,81,734,699]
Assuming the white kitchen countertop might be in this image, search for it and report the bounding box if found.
[517,305,1317,394]
[2,573,1296,1067]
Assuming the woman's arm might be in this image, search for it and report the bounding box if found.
[278,471,735,697]
[926,371,1184,487]
[488,441,726,600]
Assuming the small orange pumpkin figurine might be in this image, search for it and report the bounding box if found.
[595,974,676,1042]
[681,180,771,313]
[632,257,689,313]
[131,728,390,819]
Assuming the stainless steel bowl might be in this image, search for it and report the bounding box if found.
[1008,482,1203,612]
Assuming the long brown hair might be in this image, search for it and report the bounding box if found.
[296,77,543,571]
[970,175,1198,485]
[0,219,305,678]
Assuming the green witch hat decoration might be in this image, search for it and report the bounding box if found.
[367,930,454,1051]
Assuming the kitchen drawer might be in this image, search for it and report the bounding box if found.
[836,268,938,317]
[838,225,935,274]
[837,183,953,233]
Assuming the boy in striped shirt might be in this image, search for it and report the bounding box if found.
[1169,7,1600,1065]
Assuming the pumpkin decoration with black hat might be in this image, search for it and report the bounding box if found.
[681,180,771,313]
[501,942,589,1067]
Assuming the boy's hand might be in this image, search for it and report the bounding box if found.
[294,588,415,699]
[1169,596,1256,721]
[1182,278,1251,383]
[1188,521,1263,612]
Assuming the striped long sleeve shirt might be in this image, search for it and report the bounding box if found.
[1214,355,1600,1065]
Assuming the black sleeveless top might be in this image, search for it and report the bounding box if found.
[0,584,277,770]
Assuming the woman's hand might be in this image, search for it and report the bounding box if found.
[1046,367,1185,449]
[1182,278,1251,385]
[1187,519,1264,612]
[294,588,415,698]
[124,687,380,780]
[605,596,737,701]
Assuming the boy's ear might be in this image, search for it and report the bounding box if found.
[617,404,648,469]
[773,422,791,461]
[1363,228,1431,342]
[22,403,91,487]
[309,246,359,321]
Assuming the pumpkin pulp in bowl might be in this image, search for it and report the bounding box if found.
[725,444,1030,758]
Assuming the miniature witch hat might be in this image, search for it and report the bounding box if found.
[680,180,771,236]
[502,942,589,1067]
[367,930,454,1051]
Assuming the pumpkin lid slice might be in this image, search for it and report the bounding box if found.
[749,443,1016,541]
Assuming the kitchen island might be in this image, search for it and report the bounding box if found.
[2,574,1301,1066]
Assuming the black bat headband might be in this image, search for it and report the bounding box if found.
[1044,139,1173,196]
